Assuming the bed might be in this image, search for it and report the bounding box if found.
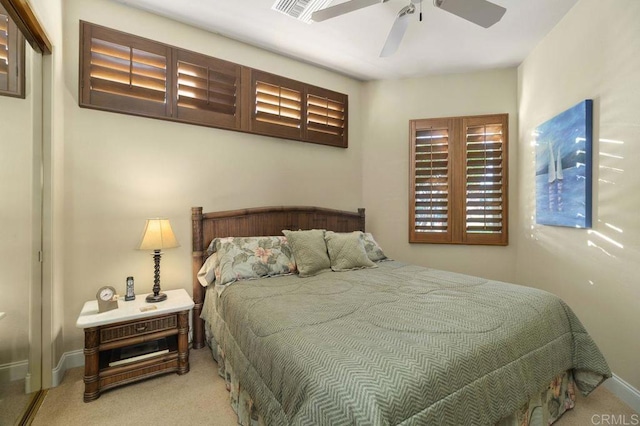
[191,206,610,426]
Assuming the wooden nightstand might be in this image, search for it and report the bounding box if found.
[75,288,194,402]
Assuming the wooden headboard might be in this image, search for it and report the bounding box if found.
[191,206,365,349]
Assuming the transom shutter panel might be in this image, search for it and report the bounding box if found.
[305,87,348,147]
[176,50,240,129]
[80,23,172,117]
[250,70,303,140]
[0,7,24,98]
[78,22,349,147]
[463,115,508,244]
[410,119,453,243]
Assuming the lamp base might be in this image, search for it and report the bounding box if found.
[145,292,167,303]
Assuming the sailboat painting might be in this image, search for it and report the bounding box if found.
[535,100,593,228]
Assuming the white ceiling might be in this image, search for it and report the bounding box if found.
[113,0,578,81]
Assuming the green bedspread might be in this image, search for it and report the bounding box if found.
[202,261,610,425]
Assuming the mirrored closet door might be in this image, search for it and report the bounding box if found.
[0,4,44,423]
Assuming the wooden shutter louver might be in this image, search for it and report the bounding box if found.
[81,23,172,117]
[0,7,24,98]
[251,71,303,139]
[176,50,240,129]
[305,87,347,147]
[463,115,508,244]
[410,119,452,243]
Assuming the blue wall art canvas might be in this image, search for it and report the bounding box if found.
[535,100,593,228]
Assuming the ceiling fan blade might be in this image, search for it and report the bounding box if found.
[312,0,382,22]
[434,0,506,28]
[380,5,414,57]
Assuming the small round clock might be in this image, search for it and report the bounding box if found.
[96,285,118,313]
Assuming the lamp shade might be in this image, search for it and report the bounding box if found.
[138,218,180,250]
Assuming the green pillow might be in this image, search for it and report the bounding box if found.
[324,231,377,272]
[282,229,331,277]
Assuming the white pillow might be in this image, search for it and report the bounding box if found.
[197,252,219,287]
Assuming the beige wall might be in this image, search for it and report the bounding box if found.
[60,0,364,353]
[517,0,640,391]
[362,69,519,282]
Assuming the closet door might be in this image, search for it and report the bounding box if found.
[0,34,43,426]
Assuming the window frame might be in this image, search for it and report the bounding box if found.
[409,113,508,246]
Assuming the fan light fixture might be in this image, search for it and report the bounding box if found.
[312,0,506,56]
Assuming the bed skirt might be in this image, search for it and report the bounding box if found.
[205,325,577,426]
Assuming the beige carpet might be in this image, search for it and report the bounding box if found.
[32,349,236,426]
[0,379,37,426]
[33,348,637,425]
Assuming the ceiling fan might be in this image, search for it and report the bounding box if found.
[311,0,507,57]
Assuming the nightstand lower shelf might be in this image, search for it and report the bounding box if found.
[98,351,180,394]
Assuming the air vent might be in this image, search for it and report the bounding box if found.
[271,0,333,23]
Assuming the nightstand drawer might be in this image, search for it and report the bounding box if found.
[100,314,178,343]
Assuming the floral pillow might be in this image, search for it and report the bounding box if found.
[207,236,232,255]
[363,232,388,262]
[206,236,296,287]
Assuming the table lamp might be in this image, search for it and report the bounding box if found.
[138,218,180,302]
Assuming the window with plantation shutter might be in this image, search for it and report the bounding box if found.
[176,50,240,129]
[409,114,508,245]
[80,22,172,118]
[0,5,25,98]
[251,70,303,140]
[79,22,348,148]
[305,87,348,147]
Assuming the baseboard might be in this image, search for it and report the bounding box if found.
[51,349,84,387]
[25,372,32,394]
[0,359,28,382]
[605,373,640,414]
